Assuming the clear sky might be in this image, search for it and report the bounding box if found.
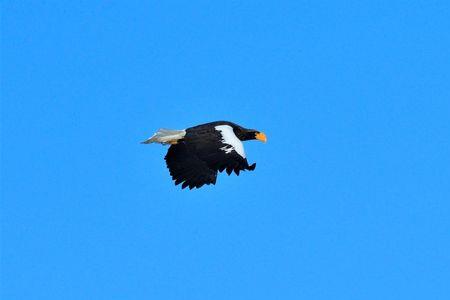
[2,1,450,299]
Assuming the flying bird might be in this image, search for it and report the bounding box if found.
[142,121,267,189]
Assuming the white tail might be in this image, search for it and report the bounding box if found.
[141,128,186,145]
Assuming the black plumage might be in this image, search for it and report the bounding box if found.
[143,121,266,189]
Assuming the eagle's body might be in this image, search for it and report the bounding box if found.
[142,121,266,189]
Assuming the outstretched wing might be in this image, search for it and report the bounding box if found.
[164,142,217,189]
[184,126,256,176]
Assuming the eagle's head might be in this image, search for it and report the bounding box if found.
[228,123,267,143]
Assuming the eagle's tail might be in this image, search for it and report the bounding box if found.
[141,128,186,145]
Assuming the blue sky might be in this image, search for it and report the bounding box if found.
[2,1,449,299]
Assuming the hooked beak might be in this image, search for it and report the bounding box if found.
[255,132,267,143]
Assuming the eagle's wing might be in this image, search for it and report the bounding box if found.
[184,128,256,176]
[164,142,217,189]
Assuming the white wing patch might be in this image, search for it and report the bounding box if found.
[215,125,246,158]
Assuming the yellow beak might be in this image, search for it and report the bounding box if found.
[255,132,267,143]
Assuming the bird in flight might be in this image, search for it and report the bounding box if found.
[142,121,267,189]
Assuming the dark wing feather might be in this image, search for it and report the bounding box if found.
[184,127,256,175]
[164,125,256,189]
[164,142,217,189]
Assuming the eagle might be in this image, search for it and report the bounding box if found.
[142,121,267,189]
